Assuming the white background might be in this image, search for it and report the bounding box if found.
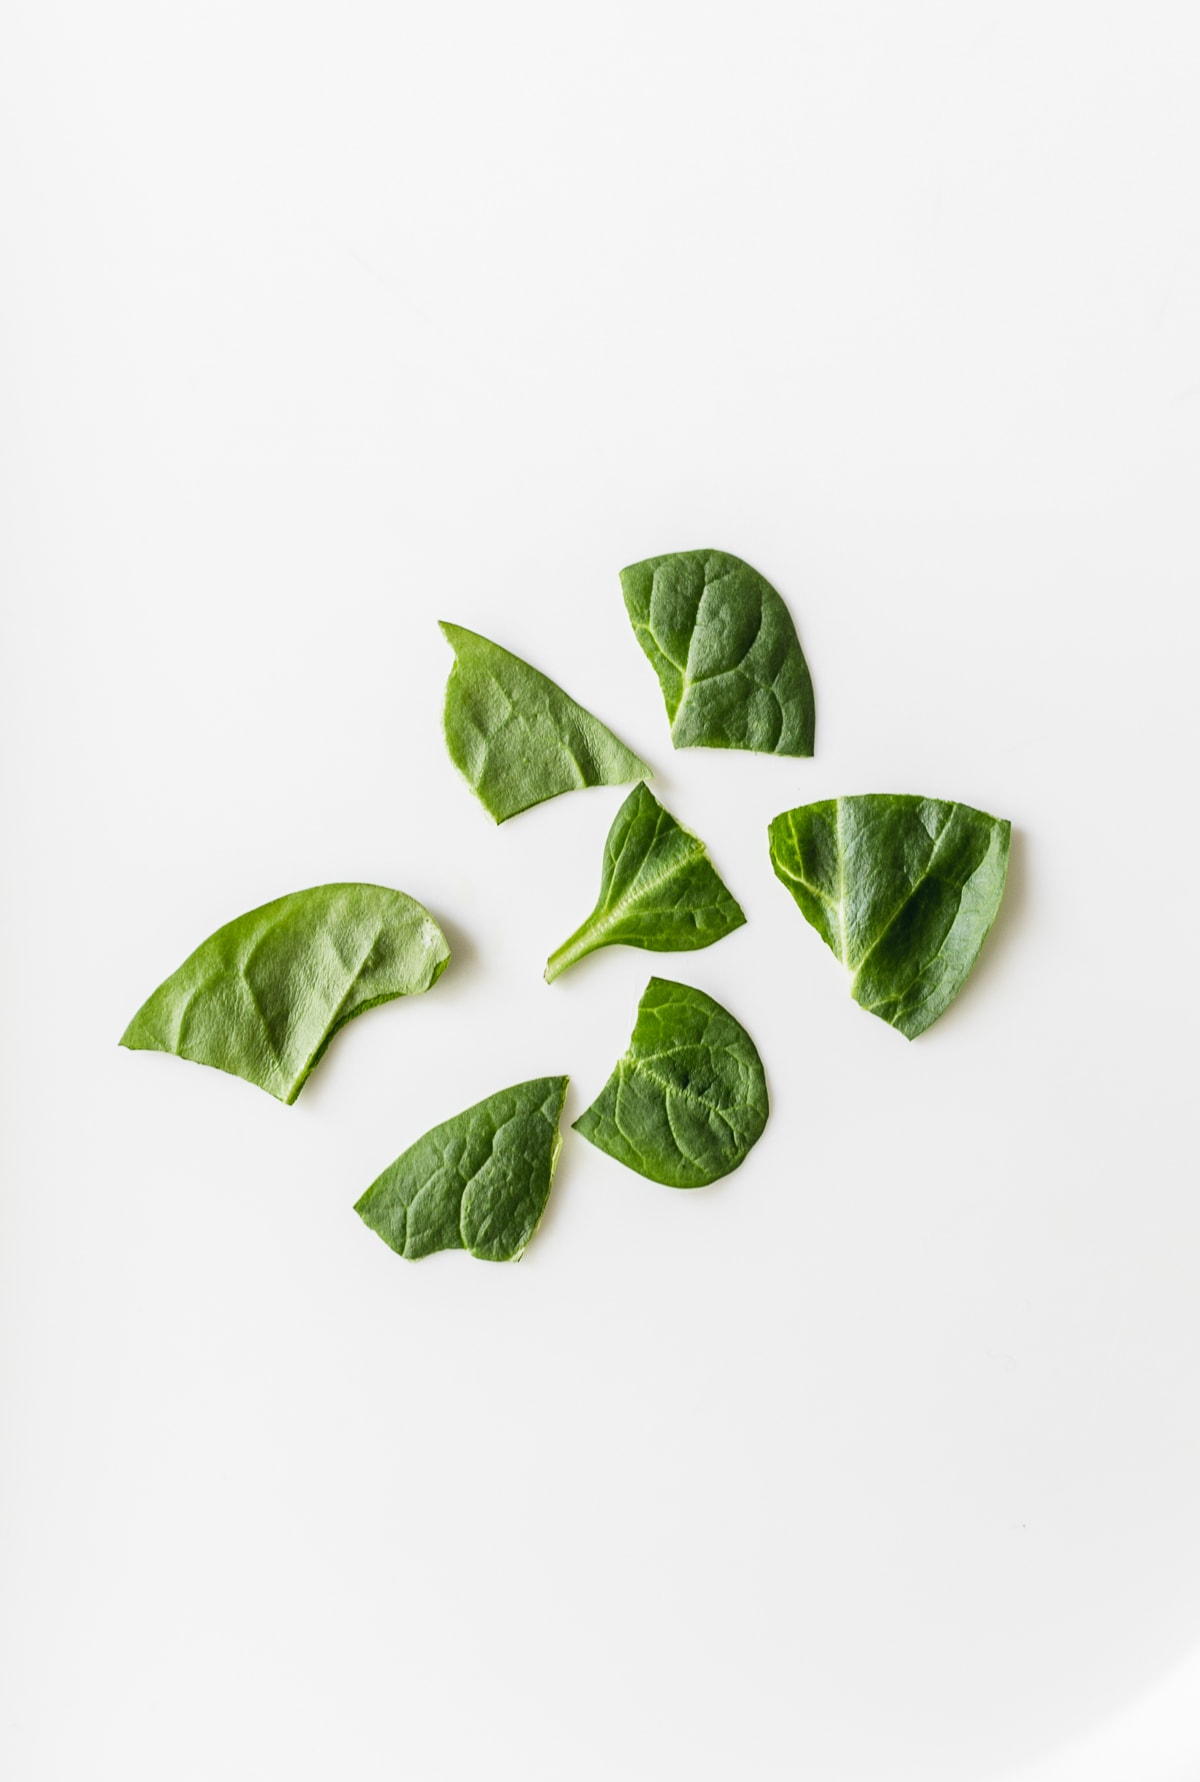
[3,4,1199,1778]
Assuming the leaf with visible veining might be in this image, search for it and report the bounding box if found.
[573,977,768,1188]
[620,550,815,756]
[355,1076,569,1261]
[440,622,651,823]
[545,783,745,982]
[767,794,1011,1039]
[121,884,450,1102]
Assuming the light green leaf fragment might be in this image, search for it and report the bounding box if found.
[440,622,651,823]
[767,793,1011,1040]
[620,549,815,756]
[573,977,768,1189]
[545,782,745,982]
[355,1076,569,1261]
[120,883,450,1103]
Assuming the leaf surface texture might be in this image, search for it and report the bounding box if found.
[441,622,650,822]
[620,549,815,755]
[355,1076,569,1261]
[121,883,450,1102]
[546,783,745,981]
[574,977,768,1188]
[767,794,1011,1039]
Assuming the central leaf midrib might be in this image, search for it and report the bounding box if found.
[587,835,708,943]
[624,1059,739,1135]
[673,564,765,726]
[835,797,850,970]
[845,806,956,982]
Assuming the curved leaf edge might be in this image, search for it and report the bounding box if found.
[289,954,451,1103]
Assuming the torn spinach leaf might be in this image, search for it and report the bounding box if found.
[573,977,768,1188]
[440,621,651,823]
[767,794,1011,1039]
[355,1076,569,1261]
[620,550,815,756]
[545,782,745,982]
[120,883,450,1103]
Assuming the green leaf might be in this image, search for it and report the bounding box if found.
[440,622,651,823]
[620,549,815,756]
[354,1076,569,1261]
[545,783,746,983]
[767,794,1011,1040]
[573,977,768,1188]
[121,884,450,1103]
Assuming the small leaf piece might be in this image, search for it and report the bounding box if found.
[355,1076,569,1261]
[767,794,1011,1040]
[620,550,815,756]
[440,622,651,823]
[574,977,768,1188]
[545,783,746,982]
[121,884,450,1102]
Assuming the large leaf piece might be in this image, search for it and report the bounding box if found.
[767,794,1011,1039]
[121,884,450,1102]
[545,783,745,982]
[619,549,815,756]
[440,622,651,823]
[574,977,768,1188]
[355,1076,569,1261]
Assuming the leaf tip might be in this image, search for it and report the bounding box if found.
[118,1013,152,1052]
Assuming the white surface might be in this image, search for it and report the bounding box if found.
[2,4,1199,1778]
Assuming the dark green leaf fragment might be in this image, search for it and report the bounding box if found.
[620,549,815,756]
[767,794,1011,1040]
[574,977,768,1188]
[120,884,450,1103]
[355,1076,569,1261]
[545,783,745,982]
[440,621,651,823]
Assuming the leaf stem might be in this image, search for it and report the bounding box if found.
[544,921,597,984]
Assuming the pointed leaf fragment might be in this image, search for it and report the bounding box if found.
[440,622,651,822]
[355,1076,569,1261]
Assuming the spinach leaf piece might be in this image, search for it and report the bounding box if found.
[767,794,1011,1040]
[545,783,746,982]
[573,977,768,1188]
[620,549,815,756]
[121,884,450,1103]
[441,621,651,823]
[355,1076,569,1261]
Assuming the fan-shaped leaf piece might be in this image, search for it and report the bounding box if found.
[767,794,1011,1039]
[121,883,450,1102]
